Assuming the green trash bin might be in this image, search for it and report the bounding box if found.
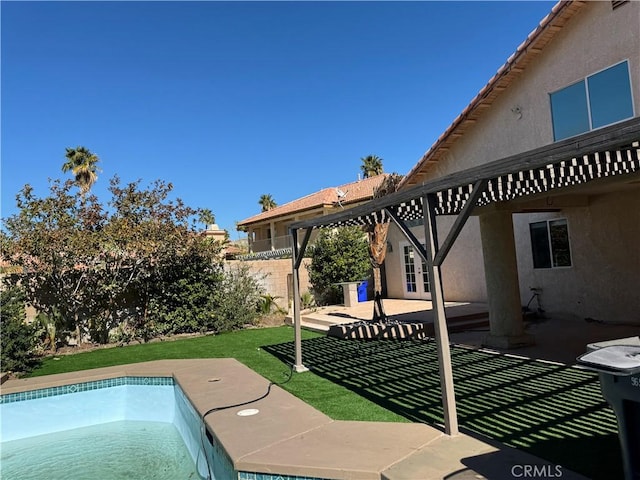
[577,337,640,480]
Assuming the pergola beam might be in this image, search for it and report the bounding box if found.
[385,207,430,265]
[387,201,461,435]
[433,179,487,267]
[294,228,312,271]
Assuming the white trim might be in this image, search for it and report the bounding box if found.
[399,241,432,300]
[530,217,573,269]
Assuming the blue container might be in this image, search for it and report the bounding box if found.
[357,281,368,302]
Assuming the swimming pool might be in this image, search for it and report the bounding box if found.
[0,363,341,480]
[0,377,235,480]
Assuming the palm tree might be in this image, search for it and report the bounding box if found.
[360,155,384,178]
[366,173,403,321]
[259,194,277,212]
[62,147,101,196]
[198,208,216,229]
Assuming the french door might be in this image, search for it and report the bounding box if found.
[400,242,431,300]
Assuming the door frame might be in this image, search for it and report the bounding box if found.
[399,241,431,300]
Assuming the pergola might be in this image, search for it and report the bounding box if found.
[288,117,640,436]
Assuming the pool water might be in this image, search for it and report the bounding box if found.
[0,376,333,480]
[0,379,221,480]
[1,420,199,480]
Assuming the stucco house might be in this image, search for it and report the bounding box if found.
[234,174,388,310]
[237,174,388,257]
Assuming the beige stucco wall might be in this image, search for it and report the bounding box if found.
[228,258,312,312]
[513,189,640,324]
[386,2,640,323]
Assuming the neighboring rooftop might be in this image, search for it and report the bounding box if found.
[237,174,389,228]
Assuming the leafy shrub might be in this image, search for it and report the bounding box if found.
[300,291,316,310]
[258,294,286,315]
[2,176,226,345]
[0,285,39,373]
[307,227,371,305]
[150,256,224,337]
[213,263,265,332]
[32,312,63,353]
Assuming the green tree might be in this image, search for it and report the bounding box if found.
[198,208,216,228]
[307,227,371,305]
[100,177,224,342]
[2,175,226,345]
[62,146,101,196]
[360,155,384,178]
[3,180,106,343]
[258,194,277,212]
[146,237,224,337]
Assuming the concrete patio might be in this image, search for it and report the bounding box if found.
[289,298,639,364]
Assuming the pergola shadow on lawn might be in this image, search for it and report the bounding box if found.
[264,336,622,480]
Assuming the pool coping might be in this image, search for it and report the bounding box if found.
[0,359,589,480]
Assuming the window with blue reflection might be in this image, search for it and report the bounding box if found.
[588,61,634,129]
[550,82,590,141]
[550,60,634,141]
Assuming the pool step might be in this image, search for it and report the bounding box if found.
[285,312,343,333]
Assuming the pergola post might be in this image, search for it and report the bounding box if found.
[290,227,310,373]
[423,194,459,436]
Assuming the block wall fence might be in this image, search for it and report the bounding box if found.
[227,258,312,312]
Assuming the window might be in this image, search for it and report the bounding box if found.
[550,61,634,141]
[530,219,572,269]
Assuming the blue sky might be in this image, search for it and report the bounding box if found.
[1,1,555,239]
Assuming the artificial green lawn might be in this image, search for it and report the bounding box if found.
[29,326,408,423]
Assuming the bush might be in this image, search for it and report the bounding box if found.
[307,227,371,305]
[150,256,224,337]
[300,291,316,310]
[213,263,265,332]
[0,285,39,374]
[258,294,286,315]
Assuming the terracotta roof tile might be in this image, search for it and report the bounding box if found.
[237,174,388,226]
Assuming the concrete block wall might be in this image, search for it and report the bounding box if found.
[227,258,312,312]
